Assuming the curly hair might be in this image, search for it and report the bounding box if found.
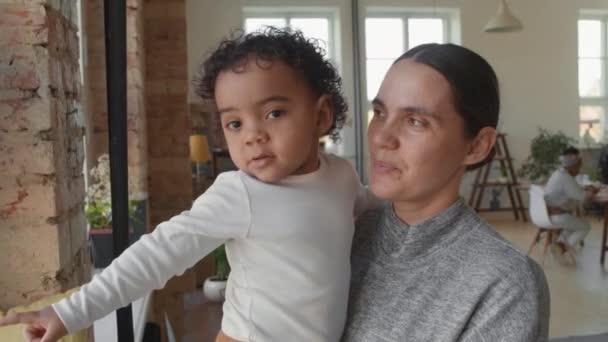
[195,27,348,142]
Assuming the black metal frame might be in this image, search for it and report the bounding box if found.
[351,0,364,180]
[103,0,134,340]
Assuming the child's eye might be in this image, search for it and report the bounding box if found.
[266,110,285,120]
[225,120,241,130]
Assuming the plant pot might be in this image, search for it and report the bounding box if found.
[89,229,113,268]
[129,199,148,240]
[89,228,137,268]
[203,276,227,302]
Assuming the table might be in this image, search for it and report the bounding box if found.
[591,190,608,265]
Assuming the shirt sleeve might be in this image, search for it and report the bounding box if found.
[52,172,252,334]
[459,261,550,342]
[562,173,585,202]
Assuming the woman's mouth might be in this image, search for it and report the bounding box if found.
[372,160,399,174]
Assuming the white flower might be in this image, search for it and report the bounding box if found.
[86,153,144,204]
[86,154,113,205]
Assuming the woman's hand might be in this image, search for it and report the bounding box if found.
[0,306,67,342]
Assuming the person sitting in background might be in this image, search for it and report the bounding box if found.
[544,147,598,254]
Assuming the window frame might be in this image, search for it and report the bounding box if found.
[578,14,608,144]
[362,10,454,103]
[242,7,338,63]
[364,12,452,55]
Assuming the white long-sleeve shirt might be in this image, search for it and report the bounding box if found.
[53,153,375,341]
[543,167,585,211]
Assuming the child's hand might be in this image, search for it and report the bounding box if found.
[0,306,67,342]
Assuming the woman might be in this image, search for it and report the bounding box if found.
[341,44,550,341]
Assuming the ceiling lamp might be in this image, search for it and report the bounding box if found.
[483,0,523,33]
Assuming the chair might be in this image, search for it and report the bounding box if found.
[527,185,576,265]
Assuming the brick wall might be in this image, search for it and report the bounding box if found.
[144,1,196,340]
[84,0,148,202]
[0,1,89,309]
[144,0,191,227]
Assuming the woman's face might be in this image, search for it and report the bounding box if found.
[368,59,474,205]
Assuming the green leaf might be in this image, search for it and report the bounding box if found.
[212,245,230,280]
[518,128,576,182]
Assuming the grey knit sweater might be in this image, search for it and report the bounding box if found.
[341,199,550,342]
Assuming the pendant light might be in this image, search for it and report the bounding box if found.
[483,0,523,33]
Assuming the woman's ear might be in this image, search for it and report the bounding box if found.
[315,95,334,137]
[463,127,497,167]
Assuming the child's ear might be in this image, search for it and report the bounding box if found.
[315,95,334,137]
[463,127,497,167]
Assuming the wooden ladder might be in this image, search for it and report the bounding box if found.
[468,133,528,221]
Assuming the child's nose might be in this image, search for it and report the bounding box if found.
[244,127,269,145]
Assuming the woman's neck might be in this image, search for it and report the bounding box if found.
[392,174,463,225]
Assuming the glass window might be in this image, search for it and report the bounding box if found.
[408,18,444,48]
[365,18,404,59]
[366,59,393,100]
[578,20,602,58]
[578,17,608,144]
[580,105,604,122]
[244,15,333,59]
[244,18,287,33]
[579,58,605,97]
[364,15,449,102]
[290,18,330,58]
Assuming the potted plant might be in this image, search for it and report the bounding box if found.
[86,154,142,268]
[489,188,503,209]
[203,245,230,302]
[518,128,577,183]
[496,164,509,184]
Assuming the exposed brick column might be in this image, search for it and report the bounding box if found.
[144,0,191,226]
[126,0,148,201]
[144,1,194,340]
[0,1,89,309]
[84,0,148,203]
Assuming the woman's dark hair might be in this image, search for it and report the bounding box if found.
[561,146,580,156]
[396,43,500,170]
[195,27,348,142]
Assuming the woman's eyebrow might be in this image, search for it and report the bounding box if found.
[372,97,439,119]
[399,106,439,118]
[371,97,384,108]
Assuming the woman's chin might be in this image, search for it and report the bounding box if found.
[370,181,401,201]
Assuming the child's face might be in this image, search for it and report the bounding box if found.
[215,57,332,183]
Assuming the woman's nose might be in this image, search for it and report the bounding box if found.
[370,122,399,150]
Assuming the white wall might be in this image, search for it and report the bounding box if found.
[186,0,608,190]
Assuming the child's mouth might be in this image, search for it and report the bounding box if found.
[249,155,274,168]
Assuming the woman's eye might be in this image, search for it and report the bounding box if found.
[226,120,241,130]
[266,110,285,119]
[372,108,384,118]
[408,117,426,128]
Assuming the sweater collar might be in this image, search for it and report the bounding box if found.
[378,198,473,260]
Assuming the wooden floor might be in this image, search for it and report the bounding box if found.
[183,290,222,342]
[182,212,608,341]
[483,212,608,338]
